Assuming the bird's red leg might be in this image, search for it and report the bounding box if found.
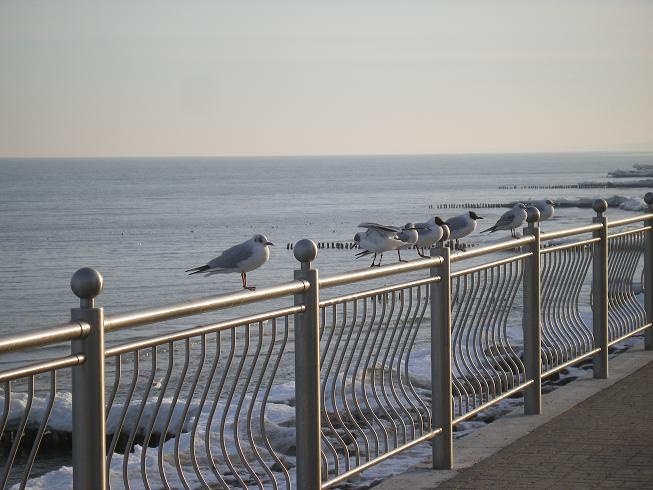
[398,250,406,262]
[242,272,256,291]
[370,253,377,268]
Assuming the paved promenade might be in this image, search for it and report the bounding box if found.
[376,345,653,489]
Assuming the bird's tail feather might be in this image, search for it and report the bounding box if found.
[480,226,495,234]
[185,265,210,275]
[355,250,373,258]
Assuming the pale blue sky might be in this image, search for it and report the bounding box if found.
[1,0,652,157]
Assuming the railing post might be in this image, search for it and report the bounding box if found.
[431,239,452,469]
[522,207,542,415]
[645,192,653,350]
[592,199,609,379]
[293,239,322,490]
[70,267,106,490]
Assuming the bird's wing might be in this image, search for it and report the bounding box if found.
[358,222,400,235]
[444,215,467,230]
[413,221,431,230]
[492,210,515,229]
[206,242,253,270]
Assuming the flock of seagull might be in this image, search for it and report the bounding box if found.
[186,200,556,290]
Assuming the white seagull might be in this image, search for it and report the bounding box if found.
[530,199,556,222]
[186,234,274,291]
[414,216,446,257]
[481,203,528,238]
[445,211,484,248]
[396,223,419,262]
[354,222,403,267]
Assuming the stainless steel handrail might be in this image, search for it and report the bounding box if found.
[608,213,653,228]
[0,321,90,354]
[104,279,308,331]
[540,223,603,241]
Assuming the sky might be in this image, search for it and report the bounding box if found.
[0,0,652,158]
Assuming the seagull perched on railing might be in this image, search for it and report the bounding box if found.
[445,211,483,248]
[481,203,528,238]
[530,199,556,222]
[354,223,402,267]
[414,216,445,257]
[186,234,274,291]
[396,223,419,262]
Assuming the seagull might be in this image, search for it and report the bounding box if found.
[530,199,556,222]
[481,203,528,238]
[414,216,446,257]
[185,234,274,291]
[354,222,403,267]
[396,223,419,262]
[445,211,483,249]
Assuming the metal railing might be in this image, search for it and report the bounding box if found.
[1,194,652,489]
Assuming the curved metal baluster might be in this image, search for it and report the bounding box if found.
[330,300,364,468]
[189,334,223,488]
[540,250,555,371]
[391,286,420,441]
[204,331,231,489]
[473,268,499,401]
[374,290,404,448]
[571,245,594,353]
[21,372,56,489]
[107,353,139,473]
[382,289,412,446]
[123,347,157,490]
[173,336,207,489]
[106,355,122,418]
[552,249,577,363]
[1,376,34,488]
[356,297,385,459]
[498,261,525,383]
[141,344,174,490]
[231,323,264,489]
[219,328,248,488]
[259,316,291,488]
[401,285,430,435]
[462,271,490,409]
[367,291,395,452]
[347,298,377,461]
[158,340,191,489]
[452,274,473,416]
[319,304,344,475]
[563,247,589,358]
[486,264,511,394]
[338,300,367,467]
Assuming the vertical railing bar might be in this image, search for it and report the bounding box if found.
[592,200,609,378]
[522,209,542,414]
[645,193,653,349]
[293,240,322,490]
[70,267,106,490]
[431,244,452,470]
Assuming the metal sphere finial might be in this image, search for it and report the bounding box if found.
[293,239,318,264]
[645,192,653,206]
[526,206,540,223]
[71,267,104,300]
[592,199,608,214]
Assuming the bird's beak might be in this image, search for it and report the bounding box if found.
[265,241,274,246]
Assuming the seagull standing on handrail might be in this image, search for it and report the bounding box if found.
[413,216,445,257]
[354,222,403,267]
[186,234,274,291]
[530,199,556,222]
[445,211,483,249]
[481,203,528,238]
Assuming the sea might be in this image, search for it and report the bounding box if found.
[0,152,652,487]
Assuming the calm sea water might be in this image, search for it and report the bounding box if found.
[1,152,651,364]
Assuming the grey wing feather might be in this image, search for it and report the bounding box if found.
[445,215,466,230]
[493,211,514,228]
[207,243,252,270]
[413,222,430,230]
[358,222,400,233]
